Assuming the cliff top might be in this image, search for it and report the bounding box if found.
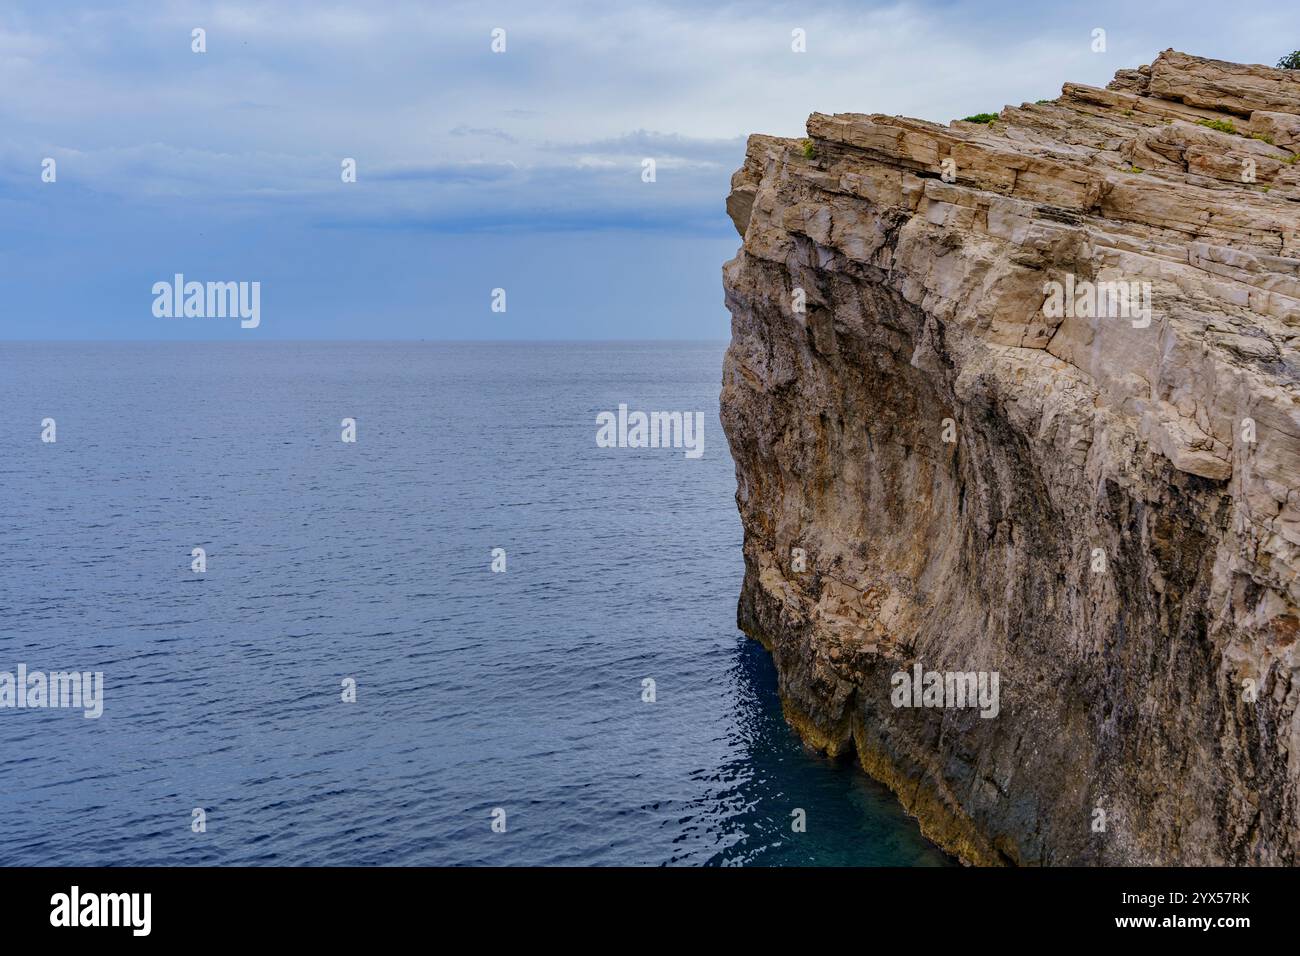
[726,49,1299,609]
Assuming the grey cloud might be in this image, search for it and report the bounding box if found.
[541,130,746,167]
[449,126,519,143]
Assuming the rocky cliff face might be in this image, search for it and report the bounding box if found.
[720,50,1300,865]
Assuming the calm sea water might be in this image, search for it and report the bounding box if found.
[0,341,951,866]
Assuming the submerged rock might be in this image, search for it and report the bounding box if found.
[721,49,1300,865]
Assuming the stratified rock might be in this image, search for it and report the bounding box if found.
[721,49,1300,865]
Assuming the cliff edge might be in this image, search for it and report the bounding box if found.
[721,50,1300,864]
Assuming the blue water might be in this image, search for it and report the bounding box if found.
[0,341,951,866]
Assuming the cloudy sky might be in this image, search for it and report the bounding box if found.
[3,0,1298,339]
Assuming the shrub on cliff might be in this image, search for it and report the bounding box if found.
[1278,51,1300,69]
[1196,117,1237,134]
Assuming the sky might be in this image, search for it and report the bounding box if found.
[2,0,1299,340]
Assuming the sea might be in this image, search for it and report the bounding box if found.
[0,341,952,866]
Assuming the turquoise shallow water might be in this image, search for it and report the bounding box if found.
[0,340,952,866]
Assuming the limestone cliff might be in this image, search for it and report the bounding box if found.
[721,50,1300,865]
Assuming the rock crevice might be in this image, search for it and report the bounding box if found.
[721,50,1300,865]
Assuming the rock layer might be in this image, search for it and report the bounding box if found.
[721,50,1300,865]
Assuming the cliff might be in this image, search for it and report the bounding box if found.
[720,50,1300,865]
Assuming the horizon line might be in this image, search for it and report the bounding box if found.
[0,337,732,345]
